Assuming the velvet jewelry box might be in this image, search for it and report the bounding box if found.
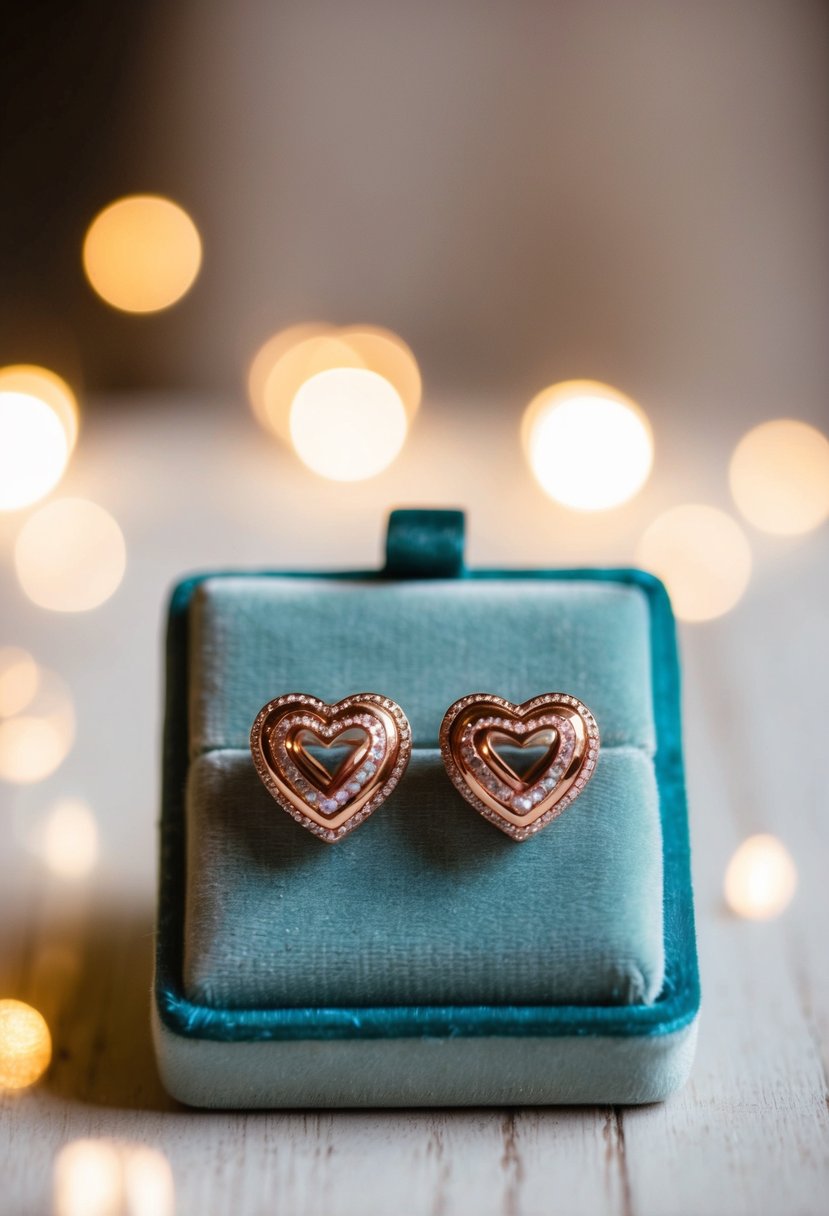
[153,509,700,1107]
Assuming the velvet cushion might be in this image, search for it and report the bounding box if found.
[183,577,664,1009]
[188,578,656,752]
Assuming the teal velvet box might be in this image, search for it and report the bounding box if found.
[153,509,700,1107]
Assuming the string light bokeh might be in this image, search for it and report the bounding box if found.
[729,419,829,536]
[247,323,335,435]
[0,647,39,718]
[0,999,52,1090]
[337,326,422,421]
[290,367,409,481]
[54,1140,175,1216]
[254,332,365,443]
[635,504,753,623]
[724,835,798,921]
[522,380,654,511]
[0,391,69,511]
[247,323,422,477]
[82,196,202,314]
[0,366,79,452]
[33,797,99,881]
[14,498,126,613]
[0,666,75,784]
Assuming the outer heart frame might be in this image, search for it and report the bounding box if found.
[439,692,600,841]
[250,692,412,843]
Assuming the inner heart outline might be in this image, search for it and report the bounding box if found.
[479,724,561,787]
[440,692,600,842]
[286,722,374,793]
[271,711,386,816]
[250,692,411,843]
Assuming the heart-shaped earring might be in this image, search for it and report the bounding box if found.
[250,693,411,842]
[440,693,600,841]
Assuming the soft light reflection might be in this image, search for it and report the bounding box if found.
[54,1140,175,1216]
[247,322,333,430]
[54,1141,122,1216]
[0,365,79,451]
[724,835,797,920]
[290,368,408,481]
[121,1146,176,1216]
[248,323,421,441]
[0,667,75,784]
[15,497,126,612]
[37,797,99,880]
[0,647,39,717]
[0,391,69,511]
[523,380,653,510]
[27,667,76,739]
[83,195,202,313]
[636,504,752,622]
[0,999,52,1090]
[0,718,67,784]
[259,333,364,441]
[339,325,422,419]
[730,419,829,536]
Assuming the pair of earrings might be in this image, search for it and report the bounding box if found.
[250,690,599,844]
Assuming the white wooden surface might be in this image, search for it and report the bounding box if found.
[1,396,827,1215]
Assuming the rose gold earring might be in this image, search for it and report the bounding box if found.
[439,692,600,841]
[250,693,411,843]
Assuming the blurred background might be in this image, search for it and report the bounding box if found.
[1,2,828,1213]
[2,0,827,405]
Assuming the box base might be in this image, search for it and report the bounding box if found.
[153,1007,699,1108]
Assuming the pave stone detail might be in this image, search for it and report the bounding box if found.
[250,693,411,843]
[440,693,600,842]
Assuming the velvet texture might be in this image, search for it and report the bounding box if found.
[189,577,656,753]
[184,747,664,1008]
[184,577,663,1010]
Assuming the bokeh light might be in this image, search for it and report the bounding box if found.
[0,365,79,451]
[255,332,365,441]
[636,504,752,622]
[0,718,67,784]
[37,797,99,880]
[83,195,202,313]
[523,380,653,510]
[0,391,69,511]
[0,999,52,1090]
[15,498,126,612]
[290,368,408,481]
[729,419,829,536]
[120,1146,176,1216]
[0,666,74,784]
[248,323,421,441]
[724,834,798,920]
[339,325,422,419]
[54,1141,122,1216]
[54,1140,175,1216]
[247,322,334,431]
[0,647,39,717]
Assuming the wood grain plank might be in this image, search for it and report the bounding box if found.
[620,552,829,1216]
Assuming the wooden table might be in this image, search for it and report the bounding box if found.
[1,398,827,1215]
